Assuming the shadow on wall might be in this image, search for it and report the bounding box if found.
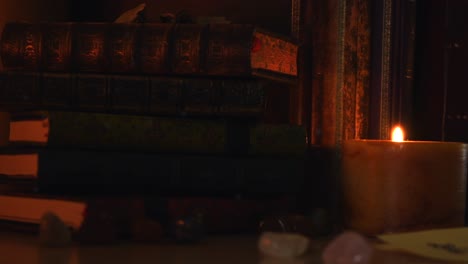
[71,0,292,35]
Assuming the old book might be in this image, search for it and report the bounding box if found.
[205,24,298,80]
[218,79,266,115]
[0,193,86,231]
[0,71,266,117]
[0,72,40,108]
[0,193,151,243]
[181,78,215,114]
[1,22,297,81]
[136,23,172,74]
[73,74,108,111]
[108,23,138,73]
[42,73,74,109]
[0,22,41,71]
[171,23,207,74]
[8,111,307,156]
[109,75,149,113]
[40,22,73,72]
[72,23,108,73]
[0,147,304,195]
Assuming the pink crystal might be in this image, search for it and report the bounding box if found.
[322,231,373,264]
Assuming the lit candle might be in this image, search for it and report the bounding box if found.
[341,126,468,235]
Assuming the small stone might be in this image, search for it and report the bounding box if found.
[322,231,373,264]
[39,212,72,247]
[258,232,310,258]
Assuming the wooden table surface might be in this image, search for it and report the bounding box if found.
[0,231,463,264]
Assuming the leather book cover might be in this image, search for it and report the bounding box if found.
[181,78,215,114]
[249,124,308,156]
[218,79,266,116]
[0,72,40,108]
[250,29,298,78]
[109,75,150,113]
[108,23,137,73]
[41,73,73,109]
[9,111,307,156]
[204,24,254,75]
[72,23,108,73]
[36,111,226,153]
[0,148,305,195]
[0,71,267,118]
[40,22,73,72]
[73,74,108,111]
[149,77,182,115]
[171,24,207,74]
[0,22,42,71]
[136,23,172,74]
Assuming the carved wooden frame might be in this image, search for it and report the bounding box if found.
[370,0,417,140]
[293,0,416,144]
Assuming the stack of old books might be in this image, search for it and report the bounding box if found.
[0,21,305,199]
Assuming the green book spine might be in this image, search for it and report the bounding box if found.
[47,112,227,154]
[12,111,307,156]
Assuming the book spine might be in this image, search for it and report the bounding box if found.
[0,72,40,108]
[108,23,137,73]
[41,73,73,109]
[171,24,207,74]
[72,23,108,73]
[0,72,265,117]
[46,112,227,154]
[40,22,73,72]
[204,24,253,75]
[149,77,182,115]
[109,75,150,113]
[217,79,266,116]
[34,149,304,195]
[73,74,108,111]
[0,22,42,71]
[41,111,306,155]
[181,78,215,115]
[0,22,298,80]
[249,124,308,156]
[137,23,172,74]
[0,112,9,147]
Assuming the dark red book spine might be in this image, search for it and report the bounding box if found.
[0,22,41,71]
[40,23,73,72]
[72,23,109,73]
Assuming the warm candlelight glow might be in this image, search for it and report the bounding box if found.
[391,126,404,142]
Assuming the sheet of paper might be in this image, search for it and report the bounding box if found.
[378,228,468,262]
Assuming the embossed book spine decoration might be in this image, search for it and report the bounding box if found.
[0,22,297,80]
[40,22,73,72]
[205,24,253,75]
[108,23,137,73]
[171,24,207,74]
[72,23,108,73]
[136,23,172,74]
[0,22,41,71]
[0,72,266,117]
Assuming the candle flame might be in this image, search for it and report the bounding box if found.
[391,126,404,142]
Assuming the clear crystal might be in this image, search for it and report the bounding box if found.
[258,232,310,258]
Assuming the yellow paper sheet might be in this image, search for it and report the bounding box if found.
[378,228,468,262]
